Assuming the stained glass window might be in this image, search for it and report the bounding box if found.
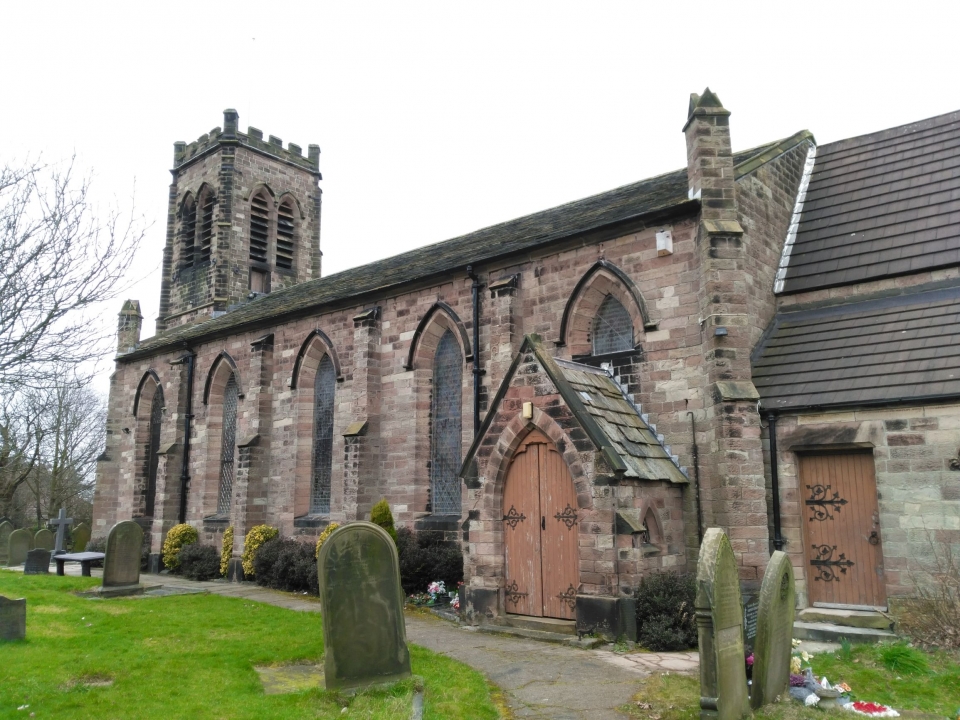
[592,295,634,355]
[217,375,238,516]
[430,330,462,515]
[311,355,336,514]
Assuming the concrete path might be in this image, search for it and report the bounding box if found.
[56,569,700,719]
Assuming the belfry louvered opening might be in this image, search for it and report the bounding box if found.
[179,195,197,269]
[276,200,295,270]
[430,330,463,515]
[197,190,215,265]
[311,355,336,514]
[249,193,270,265]
[217,375,239,516]
[592,295,634,355]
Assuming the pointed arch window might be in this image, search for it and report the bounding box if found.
[249,192,270,265]
[217,375,239,516]
[276,199,296,270]
[592,295,634,355]
[197,189,215,265]
[311,355,336,514]
[144,390,163,517]
[430,330,462,515]
[179,195,197,269]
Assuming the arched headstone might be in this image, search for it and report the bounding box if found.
[72,522,91,552]
[0,521,12,566]
[7,529,33,566]
[317,522,411,691]
[696,528,749,720]
[34,529,55,552]
[24,548,51,575]
[750,551,795,709]
[103,521,143,588]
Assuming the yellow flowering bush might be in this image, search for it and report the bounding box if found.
[315,522,340,558]
[162,523,199,570]
[220,526,234,577]
[241,524,278,577]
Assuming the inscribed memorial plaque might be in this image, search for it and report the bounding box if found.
[696,528,748,720]
[0,521,12,565]
[72,522,91,552]
[34,529,55,552]
[317,522,411,691]
[7,528,32,566]
[0,595,26,641]
[103,520,143,587]
[750,551,795,709]
[24,548,51,574]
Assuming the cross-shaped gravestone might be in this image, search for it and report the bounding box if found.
[50,508,73,555]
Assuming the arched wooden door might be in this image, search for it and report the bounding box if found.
[502,430,579,619]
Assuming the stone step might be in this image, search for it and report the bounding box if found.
[793,620,897,644]
[797,607,893,630]
[498,614,578,635]
[477,624,603,648]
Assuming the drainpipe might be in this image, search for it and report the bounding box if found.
[687,411,704,544]
[467,266,483,437]
[766,411,785,551]
[170,349,196,524]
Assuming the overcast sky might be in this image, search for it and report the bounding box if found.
[3,1,958,395]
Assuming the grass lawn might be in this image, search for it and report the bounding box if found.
[623,644,960,720]
[0,572,501,720]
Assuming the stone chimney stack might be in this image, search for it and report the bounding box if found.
[117,300,143,354]
[683,88,739,227]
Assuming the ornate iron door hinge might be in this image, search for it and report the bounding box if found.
[504,580,528,606]
[554,503,578,529]
[502,505,527,529]
[557,584,577,610]
[805,484,848,521]
[810,544,855,582]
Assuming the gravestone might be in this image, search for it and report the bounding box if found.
[742,593,759,644]
[103,520,143,588]
[0,596,26,641]
[23,548,51,575]
[7,528,33,566]
[50,508,73,554]
[696,528,749,720]
[0,521,12,565]
[72,522,91,552]
[34,528,55,552]
[317,522,411,691]
[750,551,796,709]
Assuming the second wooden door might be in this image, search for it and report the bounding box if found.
[502,431,579,619]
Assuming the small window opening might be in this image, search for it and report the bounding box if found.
[249,193,270,265]
[276,200,295,270]
[249,269,268,294]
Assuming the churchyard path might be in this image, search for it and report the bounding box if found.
[63,567,700,719]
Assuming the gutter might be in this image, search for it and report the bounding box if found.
[169,350,196,524]
[765,412,785,551]
[467,266,484,437]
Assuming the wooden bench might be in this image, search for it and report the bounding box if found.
[54,551,105,577]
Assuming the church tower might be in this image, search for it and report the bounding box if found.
[156,109,322,331]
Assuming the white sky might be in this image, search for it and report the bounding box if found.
[2,1,958,396]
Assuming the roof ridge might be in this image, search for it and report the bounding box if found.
[819,109,960,155]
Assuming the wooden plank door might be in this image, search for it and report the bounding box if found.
[538,442,580,620]
[799,452,886,608]
[503,440,543,616]
[503,431,579,619]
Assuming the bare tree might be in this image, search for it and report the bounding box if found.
[0,158,146,390]
[0,389,44,520]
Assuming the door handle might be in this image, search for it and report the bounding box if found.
[869,531,879,546]
[542,516,546,531]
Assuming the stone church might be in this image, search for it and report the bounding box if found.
[94,91,960,635]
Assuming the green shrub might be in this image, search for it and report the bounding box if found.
[878,642,930,675]
[315,522,340,558]
[179,543,221,581]
[85,537,106,567]
[396,528,463,595]
[635,572,697,651]
[162,524,199,571]
[220,526,234,577]
[241,524,278,577]
[254,537,318,594]
[370,499,398,543]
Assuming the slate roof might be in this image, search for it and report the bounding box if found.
[461,336,687,483]
[778,110,960,294]
[124,137,808,360]
[752,284,960,410]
